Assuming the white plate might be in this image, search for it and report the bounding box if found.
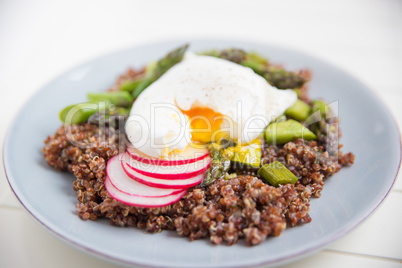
[4,39,401,268]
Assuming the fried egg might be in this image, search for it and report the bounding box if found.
[125,52,297,158]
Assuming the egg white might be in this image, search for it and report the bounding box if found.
[125,52,297,158]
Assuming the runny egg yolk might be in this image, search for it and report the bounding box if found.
[179,104,226,144]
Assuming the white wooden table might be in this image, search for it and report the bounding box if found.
[1,0,401,267]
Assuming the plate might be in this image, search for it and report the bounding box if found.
[4,39,401,268]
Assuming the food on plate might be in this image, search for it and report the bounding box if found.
[285,99,312,121]
[229,138,262,169]
[264,119,317,144]
[258,161,298,187]
[127,44,188,98]
[125,50,296,158]
[42,44,354,246]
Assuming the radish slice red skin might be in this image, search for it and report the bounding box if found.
[105,177,186,208]
[127,146,209,166]
[121,161,205,189]
[106,155,183,197]
[123,155,211,180]
[107,175,182,196]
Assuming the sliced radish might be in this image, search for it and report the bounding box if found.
[106,155,182,197]
[127,145,209,166]
[105,176,186,208]
[121,160,205,189]
[123,153,211,180]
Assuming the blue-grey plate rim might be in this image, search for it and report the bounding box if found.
[3,38,401,268]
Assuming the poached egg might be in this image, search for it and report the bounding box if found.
[125,52,297,158]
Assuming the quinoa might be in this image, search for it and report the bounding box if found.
[42,124,124,172]
[43,127,353,246]
[42,66,354,246]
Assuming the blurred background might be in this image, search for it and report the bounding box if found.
[0,0,401,267]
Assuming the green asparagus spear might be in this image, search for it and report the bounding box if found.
[312,99,328,117]
[310,100,339,155]
[264,67,306,89]
[275,114,287,123]
[285,99,312,122]
[241,60,266,75]
[218,48,247,64]
[120,77,146,93]
[120,61,157,93]
[201,48,306,90]
[132,44,189,98]
[264,119,316,144]
[240,51,269,74]
[198,49,220,57]
[201,143,231,186]
[293,88,301,98]
[200,48,266,74]
[113,107,130,116]
[88,107,129,128]
[258,161,298,187]
[248,52,268,65]
[132,77,154,98]
[87,91,133,107]
[198,48,308,91]
[59,102,108,124]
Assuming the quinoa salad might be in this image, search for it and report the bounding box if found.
[42,45,355,246]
